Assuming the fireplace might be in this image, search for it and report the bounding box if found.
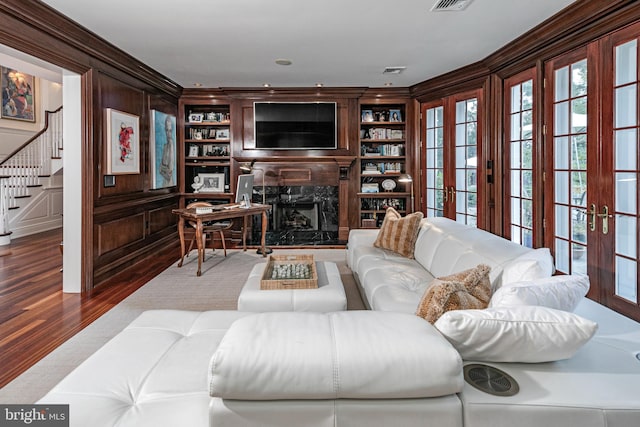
[250,185,339,246]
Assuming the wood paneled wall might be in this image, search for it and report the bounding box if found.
[0,0,181,292]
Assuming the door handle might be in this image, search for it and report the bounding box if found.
[597,205,612,235]
[443,187,448,203]
[449,186,456,204]
[587,203,597,232]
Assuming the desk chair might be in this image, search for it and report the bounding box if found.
[186,201,232,258]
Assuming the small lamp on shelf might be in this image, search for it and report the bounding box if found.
[239,159,273,255]
[398,173,414,213]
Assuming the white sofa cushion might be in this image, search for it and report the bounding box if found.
[490,274,590,312]
[209,311,463,400]
[500,248,555,287]
[413,218,531,289]
[434,306,598,363]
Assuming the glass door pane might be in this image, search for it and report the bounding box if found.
[551,59,588,274]
[506,75,535,247]
[425,105,445,217]
[454,98,478,227]
[612,39,639,304]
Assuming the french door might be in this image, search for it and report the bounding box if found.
[422,89,484,227]
[545,23,640,320]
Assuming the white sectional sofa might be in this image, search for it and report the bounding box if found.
[347,216,640,427]
[38,216,640,427]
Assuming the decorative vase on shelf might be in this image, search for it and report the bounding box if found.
[191,176,204,193]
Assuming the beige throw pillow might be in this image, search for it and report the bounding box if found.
[416,264,492,324]
[373,208,423,259]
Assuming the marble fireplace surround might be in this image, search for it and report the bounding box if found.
[238,157,355,245]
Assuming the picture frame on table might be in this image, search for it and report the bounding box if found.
[105,108,140,175]
[389,109,402,122]
[149,110,177,189]
[1,66,35,122]
[199,173,225,193]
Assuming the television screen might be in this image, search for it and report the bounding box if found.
[254,102,337,149]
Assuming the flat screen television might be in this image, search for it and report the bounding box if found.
[254,102,337,150]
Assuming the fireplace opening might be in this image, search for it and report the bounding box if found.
[249,185,339,246]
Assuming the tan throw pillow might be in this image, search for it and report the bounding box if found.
[373,207,423,259]
[416,264,492,324]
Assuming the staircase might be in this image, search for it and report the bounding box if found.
[0,107,63,245]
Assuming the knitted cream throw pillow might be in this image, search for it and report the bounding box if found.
[373,207,423,259]
[416,264,492,324]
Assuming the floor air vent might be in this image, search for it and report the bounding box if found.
[464,364,519,396]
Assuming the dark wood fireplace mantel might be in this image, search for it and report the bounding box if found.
[236,156,355,241]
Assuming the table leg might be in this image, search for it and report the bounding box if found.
[177,216,186,268]
[261,210,267,257]
[242,215,247,251]
[196,219,204,277]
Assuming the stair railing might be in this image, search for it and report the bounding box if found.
[0,106,63,210]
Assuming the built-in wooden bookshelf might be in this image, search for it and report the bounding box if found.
[358,101,411,228]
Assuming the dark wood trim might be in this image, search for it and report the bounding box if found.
[411,61,490,102]
[82,70,94,293]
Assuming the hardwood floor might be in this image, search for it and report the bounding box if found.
[0,228,178,388]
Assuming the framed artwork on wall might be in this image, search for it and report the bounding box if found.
[149,110,177,188]
[1,66,35,122]
[106,108,140,175]
[199,173,225,193]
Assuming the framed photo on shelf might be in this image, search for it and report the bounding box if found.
[199,173,225,193]
[361,109,374,122]
[188,144,199,157]
[215,128,230,139]
[188,112,203,123]
[149,110,177,189]
[105,108,140,175]
[1,66,36,122]
[361,183,379,193]
[389,109,402,122]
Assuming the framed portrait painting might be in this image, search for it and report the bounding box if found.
[1,66,35,122]
[149,110,177,188]
[106,108,140,175]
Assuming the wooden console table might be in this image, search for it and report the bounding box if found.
[172,203,271,276]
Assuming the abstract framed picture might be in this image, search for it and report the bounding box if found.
[1,66,35,122]
[149,110,177,188]
[105,108,140,175]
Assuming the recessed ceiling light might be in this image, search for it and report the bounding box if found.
[193,82,202,87]
[263,83,271,88]
[275,59,292,66]
[384,82,393,86]
[316,83,324,88]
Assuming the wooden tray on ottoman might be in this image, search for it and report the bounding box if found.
[260,254,318,290]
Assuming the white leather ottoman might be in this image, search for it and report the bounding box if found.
[237,261,347,312]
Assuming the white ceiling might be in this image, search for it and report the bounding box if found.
[38,0,576,89]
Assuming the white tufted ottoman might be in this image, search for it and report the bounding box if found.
[38,310,252,427]
[237,261,347,312]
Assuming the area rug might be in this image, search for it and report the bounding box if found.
[0,248,364,403]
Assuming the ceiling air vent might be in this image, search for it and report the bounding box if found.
[464,364,519,397]
[431,0,473,12]
[383,66,406,75]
